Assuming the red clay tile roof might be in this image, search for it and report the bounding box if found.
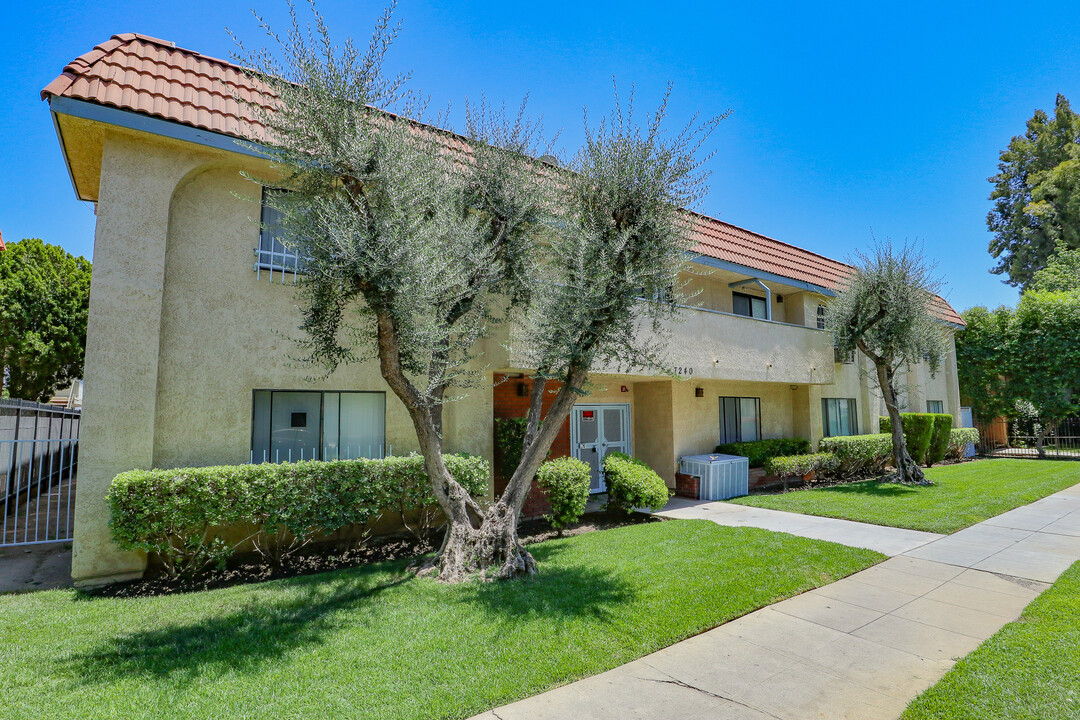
[42,33,964,326]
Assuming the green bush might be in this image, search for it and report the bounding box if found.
[495,417,527,475]
[535,457,591,532]
[818,433,893,478]
[714,438,811,468]
[602,451,670,513]
[880,414,936,466]
[107,453,489,578]
[764,453,840,489]
[946,427,980,461]
[925,414,954,466]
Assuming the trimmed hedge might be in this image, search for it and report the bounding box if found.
[926,414,954,466]
[880,414,935,465]
[946,427,980,461]
[714,438,811,468]
[535,457,591,531]
[880,413,954,466]
[818,433,893,478]
[602,451,670,513]
[108,454,488,577]
[764,453,839,490]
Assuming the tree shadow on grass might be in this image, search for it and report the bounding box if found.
[457,543,637,624]
[65,568,412,687]
[814,480,923,498]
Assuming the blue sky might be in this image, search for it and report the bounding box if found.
[4,1,1079,312]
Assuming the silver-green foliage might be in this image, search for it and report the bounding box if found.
[107,454,488,577]
[826,241,949,483]
[535,457,591,531]
[946,428,980,461]
[764,453,839,480]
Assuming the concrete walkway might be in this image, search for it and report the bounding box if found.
[656,497,944,556]
[472,482,1080,720]
[0,543,73,593]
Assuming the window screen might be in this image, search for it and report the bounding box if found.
[732,292,768,320]
[719,396,761,444]
[251,390,386,463]
[822,398,858,437]
[927,400,944,414]
[256,188,305,274]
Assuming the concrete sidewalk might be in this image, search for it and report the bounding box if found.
[656,497,944,556]
[0,543,72,593]
[472,482,1080,720]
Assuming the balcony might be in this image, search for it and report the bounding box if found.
[655,305,836,385]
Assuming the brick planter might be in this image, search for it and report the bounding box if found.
[674,472,701,499]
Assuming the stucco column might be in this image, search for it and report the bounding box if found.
[634,381,675,486]
[944,336,962,426]
[72,135,204,586]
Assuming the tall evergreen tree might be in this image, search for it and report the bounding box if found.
[987,94,1080,289]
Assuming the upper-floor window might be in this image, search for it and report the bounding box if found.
[822,398,857,437]
[255,188,305,280]
[816,304,827,330]
[927,400,944,414]
[719,396,761,444]
[732,292,768,320]
[834,346,856,364]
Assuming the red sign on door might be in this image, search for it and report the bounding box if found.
[582,410,594,419]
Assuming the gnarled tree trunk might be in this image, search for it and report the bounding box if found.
[875,361,929,485]
[376,308,589,582]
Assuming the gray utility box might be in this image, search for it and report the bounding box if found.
[679,454,750,500]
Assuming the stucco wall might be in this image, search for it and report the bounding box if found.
[71,123,964,584]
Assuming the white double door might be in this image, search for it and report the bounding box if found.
[571,404,631,493]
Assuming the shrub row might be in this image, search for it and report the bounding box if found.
[879,413,954,466]
[602,451,670,513]
[535,456,591,532]
[946,427,980,461]
[764,452,840,490]
[818,433,894,478]
[714,438,811,468]
[108,454,488,578]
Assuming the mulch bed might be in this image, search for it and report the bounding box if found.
[87,510,660,599]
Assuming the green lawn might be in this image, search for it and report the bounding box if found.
[729,459,1080,534]
[903,560,1080,720]
[0,520,880,720]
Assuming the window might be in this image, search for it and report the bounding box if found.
[251,390,386,463]
[834,346,855,364]
[255,188,305,277]
[822,398,858,437]
[927,400,944,414]
[816,304,827,330]
[732,292,768,320]
[719,396,761,444]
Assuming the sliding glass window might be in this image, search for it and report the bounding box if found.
[251,390,386,463]
[822,398,857,437]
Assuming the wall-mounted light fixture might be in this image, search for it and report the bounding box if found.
[620,385,629,393]
[695,387,704,398]
[790,385,798,391]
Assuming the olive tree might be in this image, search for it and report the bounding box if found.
[827,242,949,484]
[235,2,722,580]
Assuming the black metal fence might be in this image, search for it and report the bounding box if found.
[1,399,80,546]
[975,416,1080,459]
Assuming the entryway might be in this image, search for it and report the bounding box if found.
[570,404,631,493]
